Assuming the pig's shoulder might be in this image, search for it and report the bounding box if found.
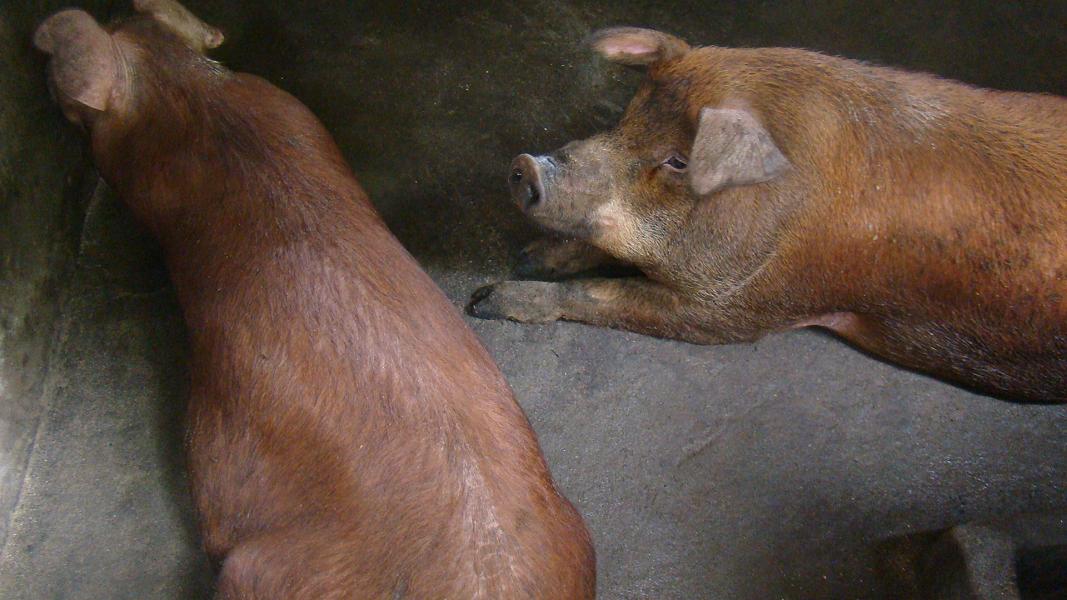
[218,72,316,119]
[226,72,301,105]
[220,71,339,139]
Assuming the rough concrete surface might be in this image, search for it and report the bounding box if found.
[0,0,110,552]
[2,1,1067,598]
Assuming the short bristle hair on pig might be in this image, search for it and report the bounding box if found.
[472,27,1067,403]
[35,3,596,597]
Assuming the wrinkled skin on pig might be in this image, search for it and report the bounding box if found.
[35,3,595,598]
[471,27,1067,403]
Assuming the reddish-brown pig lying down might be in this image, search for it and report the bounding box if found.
[35,2,595,597]
[470,27,1067,403]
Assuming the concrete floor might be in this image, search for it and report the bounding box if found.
[2,1,1067,598]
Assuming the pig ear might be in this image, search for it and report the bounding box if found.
[689,107,790,196]
[34,10,119,113]
[589,27,690,67]
[133,0,224,52]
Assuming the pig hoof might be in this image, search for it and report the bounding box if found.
[467,281,563,323]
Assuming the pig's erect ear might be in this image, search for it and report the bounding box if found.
[689,107,790,196]
[133,0,224,53]
[34,10,120,113]
[589,27,690,66]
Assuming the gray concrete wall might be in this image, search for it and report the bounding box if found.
[0,0,111,550]
[2,2,1066,598]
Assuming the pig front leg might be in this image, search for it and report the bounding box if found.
[514,238,622,280]
[468,277,735,344]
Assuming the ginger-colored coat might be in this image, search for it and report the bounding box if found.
[36,4,595,597]
[472,27,1067,403]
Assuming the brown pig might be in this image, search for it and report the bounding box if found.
[470,27,1067,403]
[35,3,595,598]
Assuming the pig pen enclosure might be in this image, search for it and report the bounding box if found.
[3,1,1067,598]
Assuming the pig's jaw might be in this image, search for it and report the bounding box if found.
[524,194,642,258]
[585,200,652,260]
[522,182,621,243]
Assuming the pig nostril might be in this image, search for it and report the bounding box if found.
[527,183,541,206]
[509,158,543,209]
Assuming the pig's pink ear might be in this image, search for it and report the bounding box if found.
[133,0,224,53]
[34,10,120,113]
[689,107,790,196]
[589,27,690,66]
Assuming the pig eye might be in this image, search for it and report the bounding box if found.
[662,154,688,172]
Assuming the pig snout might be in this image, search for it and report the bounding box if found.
[509,153,554,211]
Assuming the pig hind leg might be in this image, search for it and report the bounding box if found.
[215,529,397,600]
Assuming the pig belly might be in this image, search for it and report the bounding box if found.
[792,312,861,335]
[793,312,1067,401]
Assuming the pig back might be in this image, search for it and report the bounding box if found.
[123,70,594,598]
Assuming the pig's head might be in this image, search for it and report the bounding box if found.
[34,0,223,133]
[509,28,790,262]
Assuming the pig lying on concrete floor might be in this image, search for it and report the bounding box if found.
[470,27,1067,403]
[35,2,595,598]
